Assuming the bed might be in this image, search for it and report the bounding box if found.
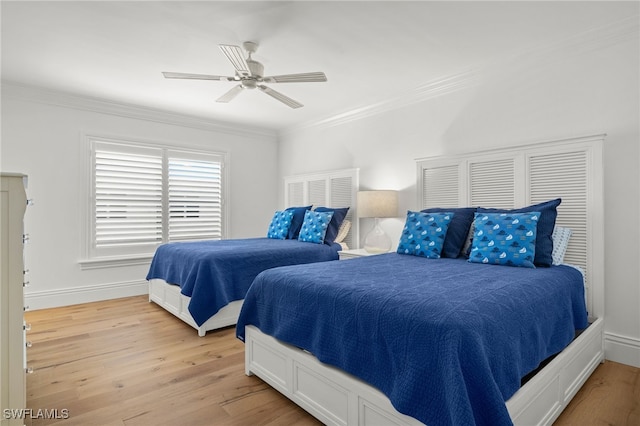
[236,135,605,425]
[147,203,352,336]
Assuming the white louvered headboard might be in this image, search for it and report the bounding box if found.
[284,168,360,250]
[416,134,604,320]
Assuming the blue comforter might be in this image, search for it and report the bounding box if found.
[236,253,588,426]
[146,238,339,326]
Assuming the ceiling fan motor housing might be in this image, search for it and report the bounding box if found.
[239,59,263,89]
[247,59,264,78]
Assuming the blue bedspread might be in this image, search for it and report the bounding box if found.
[236,253,588,426]
[146,238,339,326]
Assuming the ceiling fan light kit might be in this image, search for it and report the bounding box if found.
[163,41,327,109]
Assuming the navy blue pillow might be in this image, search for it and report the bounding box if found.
[421,207,476,258]
[477,198,561,267]
[285,205,312,239]
[314,206,349,244]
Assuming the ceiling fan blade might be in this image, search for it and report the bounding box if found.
[216,85,244,103]
[219,44,251,77]
[162,72,234,81]
[258,85,303,109]
[262,72,327,83]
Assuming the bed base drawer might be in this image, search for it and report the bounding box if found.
[245,325,421,426]
[148,279,243,337]
[246,319,604,426]
[507,317,604,425]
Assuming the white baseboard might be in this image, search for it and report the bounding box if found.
[604,332,640,368]
[24,279,148,311]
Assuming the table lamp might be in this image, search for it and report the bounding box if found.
[357,190,398,253]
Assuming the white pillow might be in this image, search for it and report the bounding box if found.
[552,226,572,265]
[334,219,351,243]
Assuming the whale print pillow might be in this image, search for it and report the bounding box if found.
[397,211,453,259]
[298,210,334,244]
[469,212,540,268]
[266,210,294,240]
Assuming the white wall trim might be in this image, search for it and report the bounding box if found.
[78,255,153,270]
[1,81,276,139]
[280,14,638,137]
[25,279,148,311]
[282,69,480,135]
[604,332,640,368]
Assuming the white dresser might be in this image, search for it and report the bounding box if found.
[1,173,28,426]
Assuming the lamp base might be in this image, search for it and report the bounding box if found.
[363,219,391,254]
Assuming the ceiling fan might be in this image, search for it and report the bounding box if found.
[162,41,327,109]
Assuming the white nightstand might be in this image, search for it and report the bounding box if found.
[339,248,388,260]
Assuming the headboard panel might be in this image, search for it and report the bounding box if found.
[416,134,604,319]
[284,168,360,250]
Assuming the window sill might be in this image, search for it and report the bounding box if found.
[79,255,153,270]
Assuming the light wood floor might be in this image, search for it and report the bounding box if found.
[25,295,639,426]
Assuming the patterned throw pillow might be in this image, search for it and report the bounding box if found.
[469,212,540,268]
[551,226,572,265]
[298,210,334,244]
[421,207,476,258]
[397,211,453,259]
[266,210,294,240]
[314,206,350,244]
[477,198,560,267]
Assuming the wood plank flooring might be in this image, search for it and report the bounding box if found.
[25,295,639,425]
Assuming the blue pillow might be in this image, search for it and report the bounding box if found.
[397,211,453,259]
[285,205,312,239]
[477,198,560,267]
[266,210,294,240]
[314,206,349,244]
[298,210,334,244]
[469,212,539,268]
[421,207,476,258]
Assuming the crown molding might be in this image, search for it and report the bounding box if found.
[3,14,636,139]
[281,69,481,136]
[1,81,277,139]
[280,14,639,137]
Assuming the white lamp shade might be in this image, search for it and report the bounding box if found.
[357,190,398,218]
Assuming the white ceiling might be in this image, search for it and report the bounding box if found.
[1,1,635,132]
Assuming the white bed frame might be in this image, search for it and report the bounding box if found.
[245,319,603,426]
[148,168,360,336]
[243,135,606,425]
[149,279,242,337]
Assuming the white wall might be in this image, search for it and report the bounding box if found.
[278,22,640,367]
[1,86,279,310]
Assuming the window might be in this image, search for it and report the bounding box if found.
[84,137,226,266]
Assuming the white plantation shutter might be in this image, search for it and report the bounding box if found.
[94,143,163,246]
[469,158,515,208]
[89,139,225,259]
[421,165,459,208]
[168,152,223,241]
